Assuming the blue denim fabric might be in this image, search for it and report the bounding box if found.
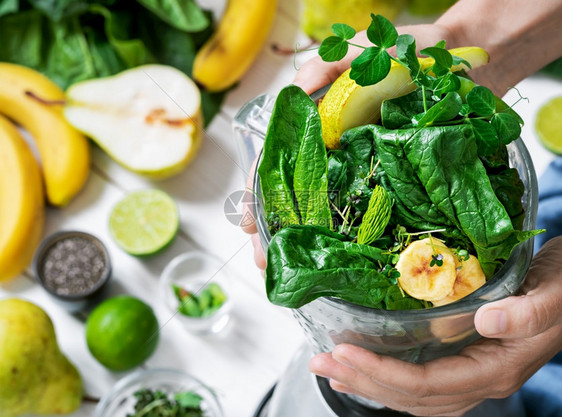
[517,159,562,417]
[462,158,562,417]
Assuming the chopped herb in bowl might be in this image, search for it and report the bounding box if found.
[173,283,227,318]
[128,388,204,417]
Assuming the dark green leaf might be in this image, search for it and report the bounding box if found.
[466,86,496,116]
[491,112,522,144]
[421,45,453,75]
[332,23,356,40]
[384,285,425,310]
[452,54,472,69]
[431,72,460,96]
[28,0,91,21]
[465,118,499,156]
[258,85,332,230]
[391,124,537,276]
[89,5,154,68]
[137,0,209,32]
[381,88,435,129]
[366,13,398,48]
[319,36,348,62]
[266,225,395,308]
[415,91,462,126]
[396,34,422,80]
[488,167,525,230]
[350,46,391,86]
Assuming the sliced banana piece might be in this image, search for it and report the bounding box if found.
[396,238,456,302]
[432,255,486,307]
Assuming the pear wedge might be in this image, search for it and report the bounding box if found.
[319,47,489,149]
[64,65,202,179]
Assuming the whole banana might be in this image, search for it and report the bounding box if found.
[193,0,277,92]
[0,115,44,282]
[0,63,90,207]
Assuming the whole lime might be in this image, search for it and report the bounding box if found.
[86,296,159,371]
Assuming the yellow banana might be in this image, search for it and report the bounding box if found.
[193,0,278,92]
[0,115,44,282]
[396,237,457,302]
[0,63,90,206]
[432,255,486,306]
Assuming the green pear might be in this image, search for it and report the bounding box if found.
[0,298,82,416]
[301,0,406,41]
[63,65,202,179]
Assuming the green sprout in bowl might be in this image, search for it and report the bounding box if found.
[173,283,227,318]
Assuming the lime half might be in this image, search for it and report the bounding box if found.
[536,96,562,154]
[109,189,179,255]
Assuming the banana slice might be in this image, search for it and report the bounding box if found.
[432,255,486,307]
[396,238,457,302]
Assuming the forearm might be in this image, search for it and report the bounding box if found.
[436,0,562,95]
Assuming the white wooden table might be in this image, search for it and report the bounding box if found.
[1,1,561,416]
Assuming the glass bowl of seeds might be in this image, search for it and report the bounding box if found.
[32,231,112,311]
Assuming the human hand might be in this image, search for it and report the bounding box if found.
[309,236,562,416]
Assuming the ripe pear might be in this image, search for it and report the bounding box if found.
[64,65,202,179]
[302,0,406,41]
[0,298,82,416]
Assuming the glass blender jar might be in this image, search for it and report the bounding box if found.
[233,91,538,417]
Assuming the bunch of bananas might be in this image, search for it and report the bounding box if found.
[0,63,90,282]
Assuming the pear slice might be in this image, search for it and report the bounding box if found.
[319,47,489,149]
[64,65,202,179]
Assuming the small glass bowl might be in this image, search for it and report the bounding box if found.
[32,230,112,312]
[159,252,232,334]
[94,368,223,417]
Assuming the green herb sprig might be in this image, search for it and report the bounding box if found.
[318,14,524,150]
[127,389,204,417]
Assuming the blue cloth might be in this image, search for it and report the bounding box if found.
[463,158,562,417]
[518,158,562,416]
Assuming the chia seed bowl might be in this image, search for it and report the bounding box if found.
[33,231,112,312]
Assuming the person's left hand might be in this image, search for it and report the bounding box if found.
[309,237,562,417]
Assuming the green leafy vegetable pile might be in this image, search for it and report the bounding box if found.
[0,0,224,125]
[259,15,543,310]
[127,388,204,417]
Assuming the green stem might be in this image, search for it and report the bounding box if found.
[422,85,428,113]
[347,42,368,49]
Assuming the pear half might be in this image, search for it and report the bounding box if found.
[319,47,490,149]
[64,65,202,179]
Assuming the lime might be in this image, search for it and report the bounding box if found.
[109,189,179,255]
[536,96,562,154]
[86,295,159,371]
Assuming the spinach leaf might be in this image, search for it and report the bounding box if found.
[258,85,332,231]
[266,225,403,308]
[488,167,525,230]
[0,0,225,125]
[381,88,435,129]
[392,124,540,275]
[137,0,209,32]
[384,285,425,310]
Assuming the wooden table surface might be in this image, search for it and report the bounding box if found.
[1,1,561,416]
